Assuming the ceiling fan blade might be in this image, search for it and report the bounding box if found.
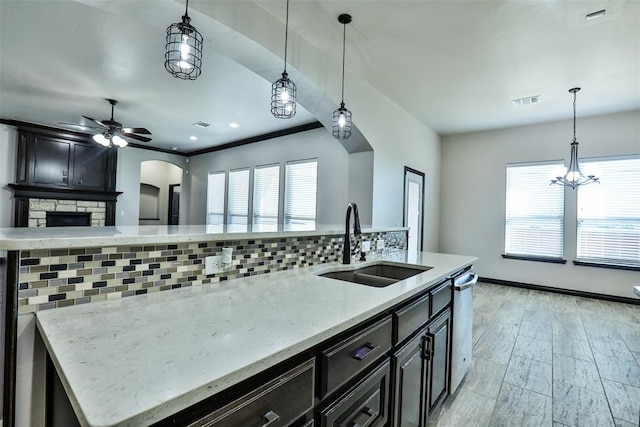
[121,132,152,143]
[82,116,108,129]
[57,122,104,131]
[122,127,151,135]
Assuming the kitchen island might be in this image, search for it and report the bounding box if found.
[1,226,475,426]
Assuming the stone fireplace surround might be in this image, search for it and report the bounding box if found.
[28,198,105,227]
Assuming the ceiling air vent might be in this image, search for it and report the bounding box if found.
[512,95,541,107]
[193,121,210,128]
[586,9,606,21]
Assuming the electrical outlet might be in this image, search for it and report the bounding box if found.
[377,239,386,250]
[362,241,371,252]
[205,255,222,275]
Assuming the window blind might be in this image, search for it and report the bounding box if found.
[505,162,564,258]
[577,157,640,265]
[227,168,250,233]
[253,164,280,232]
[284,159,317,231]
[206,171,225,232]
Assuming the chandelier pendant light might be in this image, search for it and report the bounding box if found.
[165,0,203,80]
[550,88,599,189]
[332,14,353,140]
[271,0,297,119]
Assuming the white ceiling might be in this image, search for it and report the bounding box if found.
[1,0,639,152]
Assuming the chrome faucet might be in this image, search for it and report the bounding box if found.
[343,202,363,264]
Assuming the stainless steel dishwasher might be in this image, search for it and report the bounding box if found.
[449,266,478,394]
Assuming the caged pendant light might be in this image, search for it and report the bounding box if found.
[550,88,600,189]
[271,0,297,119]
[165,0,203,80]
[332,14,353,140]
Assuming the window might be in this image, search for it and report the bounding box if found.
[284,159,318,231]
[253,164,280,232]
[227,168,250,232]
[206,171,225,232]
[505,162,564,259]
[577,157,640,266]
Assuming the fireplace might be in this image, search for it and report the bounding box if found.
[46,212,91,227]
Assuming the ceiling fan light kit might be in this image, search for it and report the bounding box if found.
[165,0,203,80]
[271,0,297,119]
[332,13,353,140]
[86,99,152,148]
[550,87,600,189]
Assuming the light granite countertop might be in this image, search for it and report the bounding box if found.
[0,224,406,250]
[35,250,476,427]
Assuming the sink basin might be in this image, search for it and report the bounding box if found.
[318,262,432,288]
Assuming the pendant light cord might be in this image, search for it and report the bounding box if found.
[283,0,290,73]
[572,90,577,143]
[184,0,189,16]
[341,20,346,103]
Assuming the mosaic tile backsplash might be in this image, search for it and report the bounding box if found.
[18,231,406,314]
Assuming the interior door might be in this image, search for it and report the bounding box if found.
[403,168,425,255]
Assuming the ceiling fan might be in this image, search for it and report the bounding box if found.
[62,99,152,147]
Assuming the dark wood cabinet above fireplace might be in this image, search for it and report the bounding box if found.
[9,125,121,227]
[16,128,117,192]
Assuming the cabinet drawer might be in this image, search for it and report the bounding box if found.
[320,316,392,399]
[320,358,391,427]
[430,280,452,316]
[393,294,430,345]
[189,359,315,427]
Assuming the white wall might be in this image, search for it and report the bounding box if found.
[187,128,365,226]
[440,110,640,298]
[0,124,18,227]
[115,148,188,226]
[139,160,183,225]
[348,151,374,226]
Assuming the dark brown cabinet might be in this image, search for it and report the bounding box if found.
[391,284,452,426]
[392,331,429,427]
[427,309,451,412]
[16,129,116,192]
[185,359,315,427]
[320,359,390,427]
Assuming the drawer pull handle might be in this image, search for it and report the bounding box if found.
[352,342,380,361]
[262,410,280,426]
[351,406,379,427]
[422,334,433,360]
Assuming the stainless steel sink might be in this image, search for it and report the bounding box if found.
[318,263,432,288]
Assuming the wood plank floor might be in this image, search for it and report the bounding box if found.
[433,282,640,427]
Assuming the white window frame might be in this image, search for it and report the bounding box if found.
[227,168,251,233]
[504,160,565,260]
[576,155,640,267]
[206,171,226,231]
[252,163,281,232]
[284,158,318,231]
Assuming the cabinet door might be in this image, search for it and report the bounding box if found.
[392,331,428,427]
[72,143,108,189]
[427,310,451,412]
[33,137,71,186]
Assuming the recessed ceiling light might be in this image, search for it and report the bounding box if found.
[193,121,210,128]
[229,122,239,128]
[189,136,198,141]
[585,9,606,21]
[512,95,541,107]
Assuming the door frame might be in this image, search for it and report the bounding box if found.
[168,183,181,225]
[403,166,425,252]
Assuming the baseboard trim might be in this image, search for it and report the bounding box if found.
[479,277,640,306]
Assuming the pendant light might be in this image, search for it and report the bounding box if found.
[271,0,297,119]
[165,0,203,80]
[332,14,353,140]
[550,88,599,189]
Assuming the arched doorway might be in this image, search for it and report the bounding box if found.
[139,160,183,225]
